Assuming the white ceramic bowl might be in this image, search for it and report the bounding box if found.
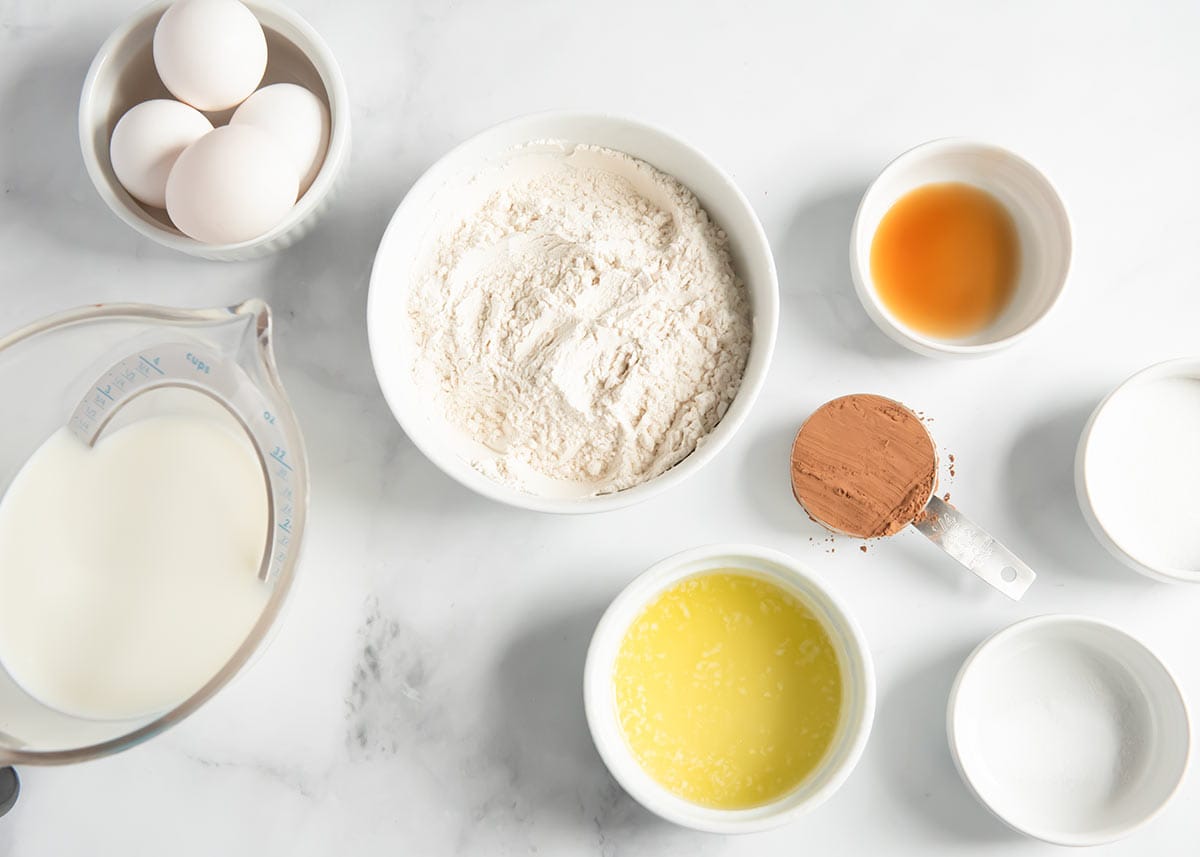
[583,544,875,833]
[948,615,1190,846]
[79,0,350,261]
[850,139,1071,357]
[368,112,778,513]
[1076,357,1200,583]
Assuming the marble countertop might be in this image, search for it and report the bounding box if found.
[3,0,1200,854]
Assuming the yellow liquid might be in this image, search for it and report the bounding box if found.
[613,571,843,809]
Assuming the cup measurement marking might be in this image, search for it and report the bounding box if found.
[68,343,297,582]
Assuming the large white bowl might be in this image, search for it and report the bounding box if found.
[583,544,876,833]
[368,112,778,513]
[79,0,350,261]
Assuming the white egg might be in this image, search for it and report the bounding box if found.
[153,0,267,112]
[231,83,330,195]
[165,125,298,245]
[109,99,213,208]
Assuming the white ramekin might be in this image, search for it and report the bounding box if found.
[583,544,875,833]
[79,0,350,261]
[948,615,1190,846]
[1076,357,1200,583]
[367,112,778,513]
[850,138,1071,358]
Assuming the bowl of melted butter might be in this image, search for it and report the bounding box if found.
[584,544,875,832]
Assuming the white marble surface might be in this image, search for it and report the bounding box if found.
[3,0,1200,854]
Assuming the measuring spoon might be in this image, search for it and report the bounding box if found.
[790,395,1035,600]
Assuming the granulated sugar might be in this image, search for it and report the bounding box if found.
[407,143,751,496]
[1085,375,1200,572]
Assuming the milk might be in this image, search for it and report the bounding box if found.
[0,415,269,720]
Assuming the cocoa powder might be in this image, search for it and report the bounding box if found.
[790,394,937,539]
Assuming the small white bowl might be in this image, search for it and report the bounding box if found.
[79,0,350,261]
[948,615,1190,846]
[368,112,778,513]
[1076,357,1200,583]
[583,544,875,833]
[850,139,1071,357]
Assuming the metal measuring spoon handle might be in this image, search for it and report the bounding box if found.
[911,495,1035,600]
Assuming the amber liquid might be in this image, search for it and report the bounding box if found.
[870,182,1019,338]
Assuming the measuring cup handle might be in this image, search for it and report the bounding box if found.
[911,495,1036,600]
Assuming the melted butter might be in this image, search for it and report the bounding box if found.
[613,571,843,809]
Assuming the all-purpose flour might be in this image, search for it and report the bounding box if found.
[408,143,752,495]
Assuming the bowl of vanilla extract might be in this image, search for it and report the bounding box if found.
[851,138,1072,358]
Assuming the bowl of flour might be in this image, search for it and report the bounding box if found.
[368,112,777,512]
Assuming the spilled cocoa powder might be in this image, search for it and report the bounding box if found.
[790,394,937,539]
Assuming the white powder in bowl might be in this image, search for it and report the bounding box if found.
[1085,375,1200,572]
[407,143,752,496]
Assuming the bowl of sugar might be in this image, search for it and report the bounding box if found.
[1077,357,1200,582]
[948,615,1190,846]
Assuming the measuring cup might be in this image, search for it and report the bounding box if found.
[791,395,1035,600]
[0,300,307,778]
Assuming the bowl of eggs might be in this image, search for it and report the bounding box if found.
[79,0,350,261]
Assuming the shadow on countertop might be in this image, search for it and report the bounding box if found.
[260,165,497,525]
[0,40,139,256]
[1004,400,1155,589]
[774,185,918,364]
[739,415,829,539]
[873,644,1015,844]
[487,601,720,855]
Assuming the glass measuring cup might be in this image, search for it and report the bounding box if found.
[0,300,307,772]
